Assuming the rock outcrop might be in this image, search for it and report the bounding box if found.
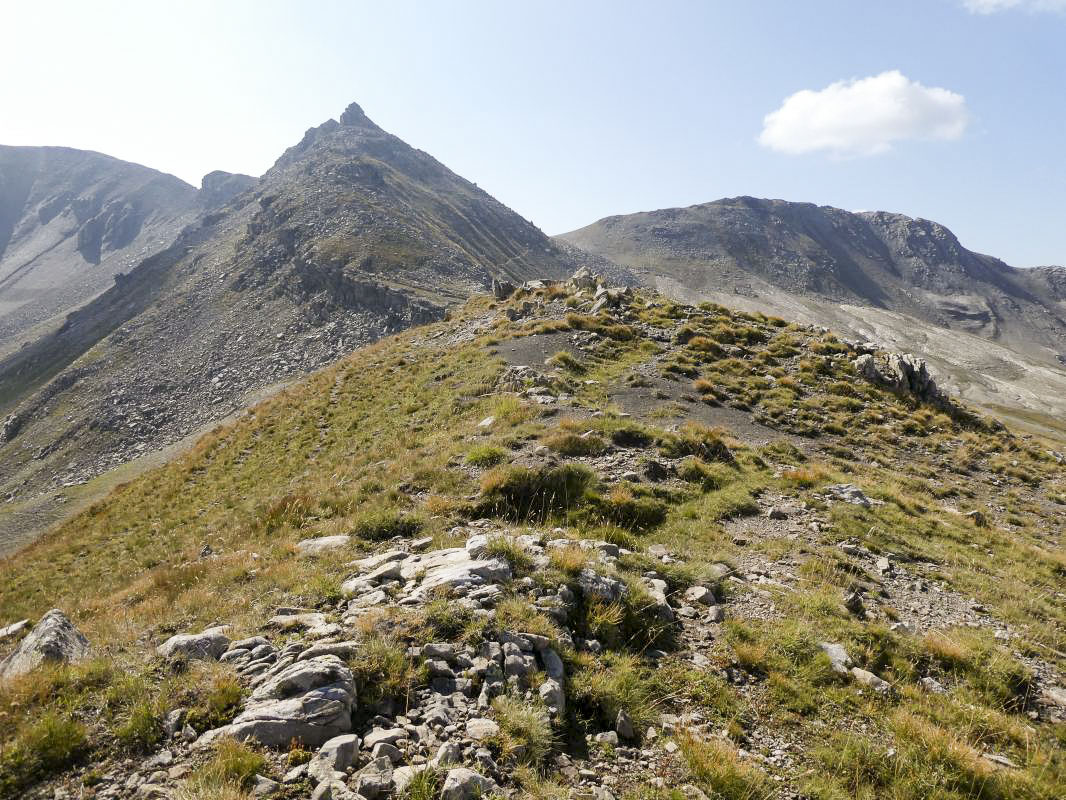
[0,609,89,679]
[854,351,945,403]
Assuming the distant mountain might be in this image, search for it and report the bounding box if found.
[0,147,207,354]
[0,103,586,545]
[560,197,1066,424]
[560,197,1066,358]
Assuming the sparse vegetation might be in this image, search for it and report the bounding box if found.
[2,283,1065,799]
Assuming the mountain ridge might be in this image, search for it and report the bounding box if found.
[0,102,591,552]
[559,196,1066,422]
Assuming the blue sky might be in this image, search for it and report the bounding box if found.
[1,0,1063,266]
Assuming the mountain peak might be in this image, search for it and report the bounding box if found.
[338,101,371,127]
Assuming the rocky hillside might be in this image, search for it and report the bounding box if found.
[0,103,589,553]
[559,198,1066,424]
[0,274,1063,800]
[0,146,210,355]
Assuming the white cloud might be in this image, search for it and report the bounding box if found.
[963,0,1066,13]
[758,71,968,157]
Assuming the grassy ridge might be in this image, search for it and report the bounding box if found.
[1,287,1064,799]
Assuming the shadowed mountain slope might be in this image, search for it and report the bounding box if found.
[0,147,207,354]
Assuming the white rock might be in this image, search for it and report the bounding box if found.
[362,727,407,749]
[296,536,351,556]
[851,667,890,693]
[441,768,498,800]
[156,626,230,661]
[0,619,29,640]
[393,764,428,793]
[465,717,500,741]
[684,586,714,606]
[819,642,852,674]
[308,733,360,783]
[539,678,565,715]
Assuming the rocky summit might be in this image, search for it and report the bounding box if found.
[0,103,601,554]
[1,272,1063,799]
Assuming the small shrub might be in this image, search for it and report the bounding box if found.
[479,463,594,521]
[482,537,535,573]
[491,696,554,767]
[494,597,559,640]
[547,350,585,372]
[585,484,668,530]
[609,424,655,448]
[260,492,315,533]
[921,629,1036,711]
[114,699,164,753]
[348,634,422,707]
[781,465,830,489]
[466,445,507,467]
[569,652,665,734]
[678,458,735,491]
[658,423,734,464]
[677,731,771,800]
[183,738,266,797]
[544,432,607,457]
[186,674,245,733]
[565,313,635,340]
[548,544,592,576]
[352,509,424,541]
[414,597,475,642]
[403,766,443,800]
[698,483,760,521]
[686,336,724,356]
[0,712,88,798]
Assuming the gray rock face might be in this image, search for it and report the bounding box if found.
[352,756,394,800]
[440,768,498,800]
[539,678,565,715]
[156,626,230,660]
[819,641,853,675]
[362,727,407,749]
[854,352,946,405]
[199,170,256,209]
[465,718,500,741]
[225,687,354,749]
[393,765,428,793]
[308,733,360,783]
[575,569,627,603]
[851,667,890,693]
[251,655,354,703]
[205,655,356,748]
[0,146,199,353]
[684,586,714,606]
[393,548,512,602]
[0,609,89,679]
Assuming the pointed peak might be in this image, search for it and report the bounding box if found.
[339,101,370,127]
